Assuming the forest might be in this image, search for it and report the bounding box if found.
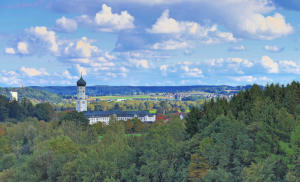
[0,82,299,182]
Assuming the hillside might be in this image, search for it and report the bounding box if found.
[31,85,253,97]
[0,87,63,103]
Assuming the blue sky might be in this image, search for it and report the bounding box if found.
[1,0,300,86]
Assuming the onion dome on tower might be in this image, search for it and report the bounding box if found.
[77,75,86,86]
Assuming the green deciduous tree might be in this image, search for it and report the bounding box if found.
[60,111,89,127]
[34,102,54,122]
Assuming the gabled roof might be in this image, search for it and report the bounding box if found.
[84,110,155,117]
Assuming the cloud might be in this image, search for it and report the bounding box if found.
[264,45,283,52]
[90,57,116,71]
[0,70,21,85]
[147,10,182,34]
[48,0,293,40]
[75,64,87,76]
[20,67,49,77]
[231,75,271,83]
[119,67,129,77]
[0,68,81,86]
[147,10,236,44]
[180,63,203,78]
[160,64,168,76]
[56,16,77,32]
[229,45,245,51]
[279,60,300,74]
[143,0,293,40]
[64,37,99,58]
[208,57,253,69]
[4,26,60,56]
[17,42,29,54]
[236,13,293,40]
[4,48,16,55]
[208,58,224,67]
[62,70,78,80]
[129,59,149,69]
[152,39,188,50]
[93,4,134,32]
[227,58,254,68]
[27,26,59,54]
[232,75,257,83]
[160,64,168,72]
[120,67,129,73]
[261,56,279,73]
[185,67,203,78]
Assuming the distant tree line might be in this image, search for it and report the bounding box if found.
[0,95,54,122]
[32,85,249,97]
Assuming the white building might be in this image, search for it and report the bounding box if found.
[10,91,18,101]
[76,76,87,112]
[85,110,156,125]
[75,76,156,124]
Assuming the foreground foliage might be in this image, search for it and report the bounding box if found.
[0,82,299,181]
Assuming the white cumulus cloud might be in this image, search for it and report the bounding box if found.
[229,45,245,51]
[0,70,22,85]
[62,70,78,80]
[231,75,272,83]
[186,68,203,78]
[264,45,282,52]
[27,26,59,54]
[17,42,29,54]
[94,4,135,32]
[261,56,279,73]
[20,67,49,77]
[239,13,293,40]
[76,64,87,76]
[147,9,236,44]
[5,48,16,55]
[279,60,300,74]
[64,37,99,58]
[180,64,203,78]
[129,59,149,69]
[160,64,168,72]
[152,40,188,50]
[227,57,254,68]
[56,16,78,32]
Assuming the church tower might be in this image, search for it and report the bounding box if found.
[76,75,87,112]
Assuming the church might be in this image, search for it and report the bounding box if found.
[76,76,156,125]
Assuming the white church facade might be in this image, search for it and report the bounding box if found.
[75,77,156,125]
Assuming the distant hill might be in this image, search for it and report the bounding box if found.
[0,87,63,103]
[31,85,254,97]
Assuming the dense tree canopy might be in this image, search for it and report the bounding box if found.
[0,82,300,181]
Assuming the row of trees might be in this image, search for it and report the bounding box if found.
[0,96,54,122]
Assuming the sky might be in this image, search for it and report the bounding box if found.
[1,0,300,87]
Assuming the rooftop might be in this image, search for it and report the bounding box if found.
[84,110,155,117]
